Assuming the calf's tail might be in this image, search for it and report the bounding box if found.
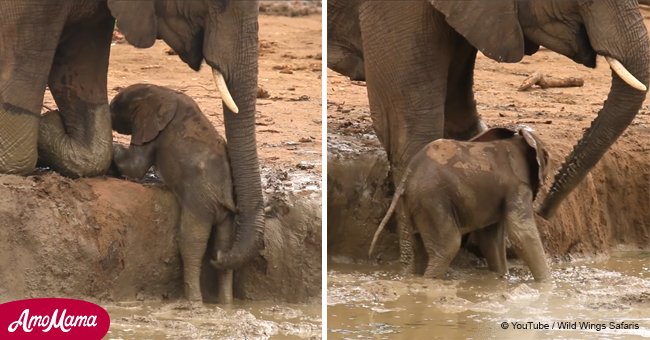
[368,167,412,258]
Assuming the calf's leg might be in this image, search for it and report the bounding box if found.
[505,193,550,282]
[214,216,234,304]
[178,208,212,302]
[475,223,508,276]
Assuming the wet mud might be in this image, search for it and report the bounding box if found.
[105,300,321,339]
[328,249,650,339]
[327,132,399,262]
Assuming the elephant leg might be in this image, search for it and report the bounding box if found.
[415,209,461,279]
[443,38,486,140]
[214,215,234,304]
[0,108,40,174]
[505,194,550,282]
[360,1,450,166]
[475,223,508,276]
[396,200,417,275]
[361,3,452,278]
[0,4,67,174]
[178,207,213,302]
[38,11,115,177]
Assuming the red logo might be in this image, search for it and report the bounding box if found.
[0,298,110,339]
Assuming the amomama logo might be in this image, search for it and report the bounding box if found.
[0,298,110,339]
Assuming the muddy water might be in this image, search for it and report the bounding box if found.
[105,300,321,339]
[328,250,650,339]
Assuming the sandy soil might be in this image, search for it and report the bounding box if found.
[327,9,650,260]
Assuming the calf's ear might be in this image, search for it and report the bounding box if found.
[520,129,549,199]
[131,99,177,145]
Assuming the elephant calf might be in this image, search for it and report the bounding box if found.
[370,126,551,282]
[110,83,235,303]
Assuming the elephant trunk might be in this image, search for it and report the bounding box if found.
[539,11,650,218]
[208,10,263,269]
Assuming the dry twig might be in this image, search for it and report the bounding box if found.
[518,72,584,91]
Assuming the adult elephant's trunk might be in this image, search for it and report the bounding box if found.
[539,8,650,218]
[207,6,263,269]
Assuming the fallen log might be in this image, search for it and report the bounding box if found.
[518,72,584,91]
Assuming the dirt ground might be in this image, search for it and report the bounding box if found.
[328,9,650,260]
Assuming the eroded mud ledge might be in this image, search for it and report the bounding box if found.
[328,129,650,262]
[0,171,321,303]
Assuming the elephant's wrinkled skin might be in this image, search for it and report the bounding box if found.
[111,84,236,303]
[370,127,551,282]
[0,0,263,270]
[329,0,649,271]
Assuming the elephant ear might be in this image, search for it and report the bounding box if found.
[108,0,157,48]
[430,0,524,62]
[519,128,549,199]
[131,100,177,145]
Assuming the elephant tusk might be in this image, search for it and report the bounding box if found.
[605,56,647,91]
[212,69,240,114]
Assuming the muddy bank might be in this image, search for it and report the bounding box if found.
[236,166,321,303]
[327,132,398,262]
[327,120,650,261]
[0,171,321,304]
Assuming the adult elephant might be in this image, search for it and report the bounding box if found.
[329,0,649,271]
[0,0,263,269]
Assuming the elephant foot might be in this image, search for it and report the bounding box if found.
[184,294,203,306]
[400,261,417,277]
[216,269,234,304]
[400,269,414,277]
[173,299,205,310]
[37,106,112,177]
[423,267,446,279]
[183,276,204,304]
[532,270,552,283]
